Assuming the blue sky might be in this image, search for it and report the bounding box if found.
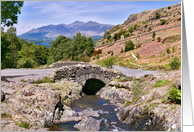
[13,1,180,35]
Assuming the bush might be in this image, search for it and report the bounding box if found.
[157,37,161,42]
[124,32,130,37]
[148,27,152,32]
[107,34,111,40]
[120,48,124,53]
[33,76,53,84]
[142,21,146,24]
[128,26,134,33]
[133,23,138,30]
[102,57,115,69]
[152,31,156,39]
[113,33,118,41]
[17,57,35,68]
[144,24,148,28]
[161,18,166,25]
[19,122,30,129]
[168,6,171,9]
[125,39,135,52]
[47,56,55,65]
[136,52,140,59]
[79,55,90,62]
[169,88,181,104]
[156,12,161,19]
[169,57,181,70]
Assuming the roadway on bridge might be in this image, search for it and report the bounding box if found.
[1,66,158,82]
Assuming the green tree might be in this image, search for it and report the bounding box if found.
[125,40,135,52]
[107,34,111,40]
[1,1,24,27]
[169,57,181,70]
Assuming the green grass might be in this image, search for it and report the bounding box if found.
[19,122,29,129]
[152,80,170,88]
[1,112,11,118]
[125,100,132,106]
[20,79,27,82]
[33,76,53,84]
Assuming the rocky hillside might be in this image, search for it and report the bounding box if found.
[18,21,114,40]
[93,2,181,70]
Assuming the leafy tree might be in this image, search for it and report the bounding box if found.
[1,1,24,27]
[125,40,135,52]
[85,36,94,57]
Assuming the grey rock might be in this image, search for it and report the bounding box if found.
[1,90,5,101]
[74,117,101,131]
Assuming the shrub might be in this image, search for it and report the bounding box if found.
[107,34,111,40]
[124,32,130,37]
[128,26,134,33]
[134,23,138,30]
[157,37,161,42]
[142,21,146,24]
[102,57,115,68]
[156,12,161,19]
[120,48,124,53]
[125,100,132,106]
[148,27,152,32]
[17,57,35,68]
[161,19,166,25]
[152,31,156,39]
[79,55,90,62]
[96,55,99,59]
[172,46,176,53]
[125,39,135,52]
[144,24,148,28]
[47,56,55,65]
[169,57,181,70]
[177,17,181,21]
[136,52,140,59]
[169,88,181,104]
[113,33,118,41]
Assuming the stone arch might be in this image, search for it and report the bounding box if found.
[75,73,111,86]
[82,78,106,95]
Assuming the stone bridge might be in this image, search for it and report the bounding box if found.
[50,62,124,86]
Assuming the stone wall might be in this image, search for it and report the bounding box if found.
[50,63,124,85]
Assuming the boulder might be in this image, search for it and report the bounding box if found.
[74,117,101,131]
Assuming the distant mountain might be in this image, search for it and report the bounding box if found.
[18,21,114,41]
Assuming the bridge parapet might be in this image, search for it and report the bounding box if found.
[53,61,90,68]
[50,62,124,85]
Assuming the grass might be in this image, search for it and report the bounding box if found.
[33,76,53,84]
[132,82,143,95]
[162,35,181,44]
[125,100,132,106]
[1,112,11,118]
[19,122,30,129]
[20,79,27,82]
[152,80,170,88]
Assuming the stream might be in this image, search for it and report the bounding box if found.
[48,95,149,131]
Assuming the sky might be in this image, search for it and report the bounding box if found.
[7,1,181,35]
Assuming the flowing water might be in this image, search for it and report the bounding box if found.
[49,95,134,131]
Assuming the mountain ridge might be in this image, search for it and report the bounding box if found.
[18,21,115,41]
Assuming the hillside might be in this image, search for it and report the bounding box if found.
[92,2,181,71]
[18,21,114,41]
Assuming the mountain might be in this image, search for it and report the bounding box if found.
[18,21,115,41]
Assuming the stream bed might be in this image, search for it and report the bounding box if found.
[49,95,134,131]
